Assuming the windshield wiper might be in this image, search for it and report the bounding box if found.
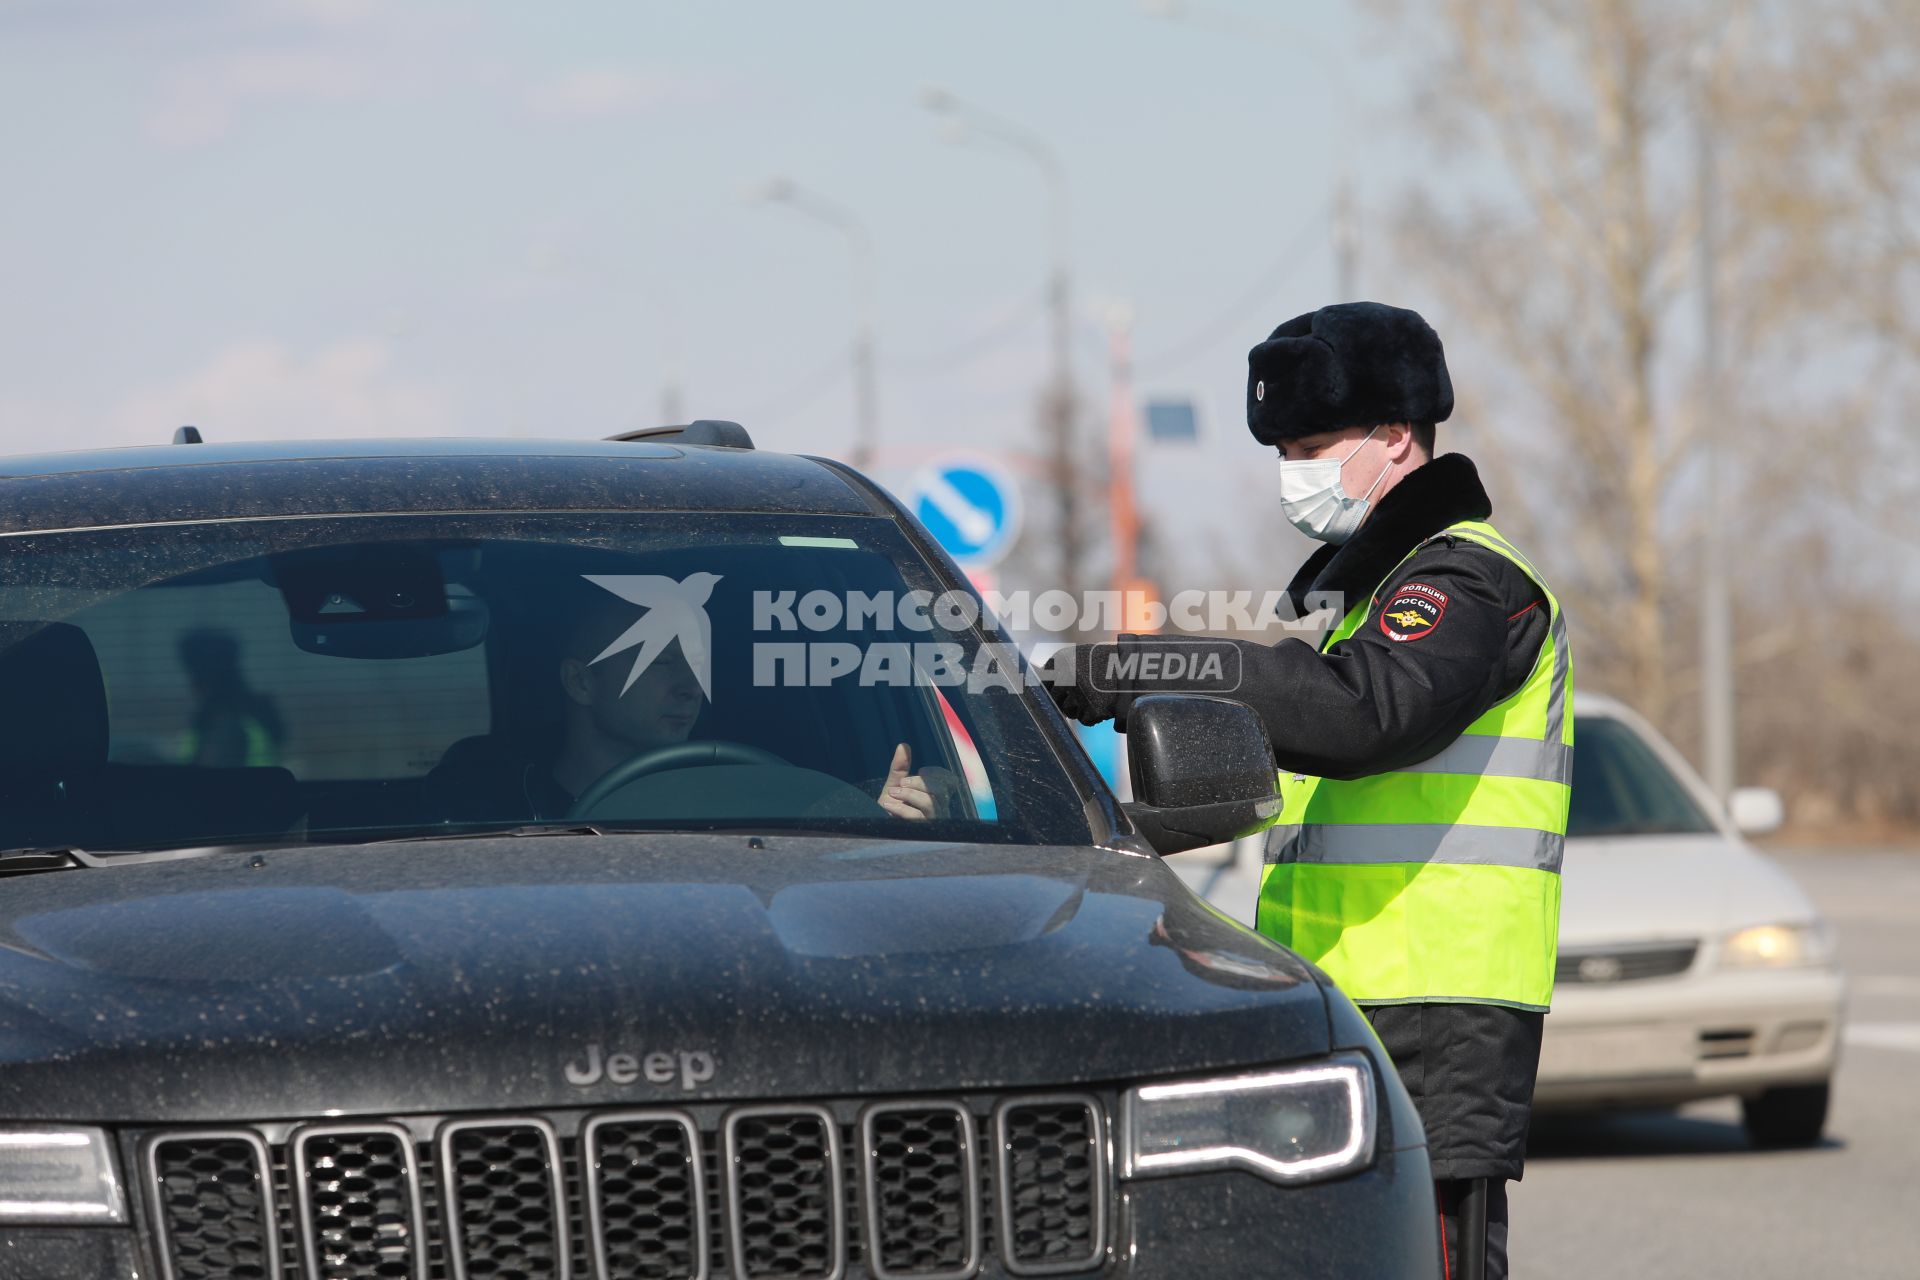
[0,829,616,873]
[0,847,86,878]
[115,825,615,857]
[362,823,610,847]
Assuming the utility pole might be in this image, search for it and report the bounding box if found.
[922,89,1084,610]
[1108,305,1139,592]
[1106,303,1157,634]
[1046,227,1083,618]
[1694,53,1735,803]
[746,178,879,470]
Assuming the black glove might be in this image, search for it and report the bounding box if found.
[1040,634,1243,729]
[1036,643,1120,726]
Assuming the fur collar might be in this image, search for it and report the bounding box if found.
[1283,453,1493,611]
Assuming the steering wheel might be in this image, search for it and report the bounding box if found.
[566,740,788,818]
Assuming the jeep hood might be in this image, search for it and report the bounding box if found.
[0,834,1327,1121]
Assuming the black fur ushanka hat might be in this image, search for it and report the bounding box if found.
[1247,301,1454,445]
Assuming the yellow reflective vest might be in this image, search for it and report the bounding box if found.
[181,712,279,769]
[1256,520,1572,1011]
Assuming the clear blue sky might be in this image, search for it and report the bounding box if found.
[0,0,1416,578]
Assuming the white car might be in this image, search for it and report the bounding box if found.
[1170,690,1845,1149]
[1535,692,1843,1146]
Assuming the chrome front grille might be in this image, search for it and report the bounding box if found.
[724,1107,843,1280]
[437,1119,569,1279]
[1555,940,1699,984]
[861,1103,979,1280]
[145,1130,282,1280]
[137,1098,1109,1280]
[993,1100,1104,1275]
[291,1123,430,1280]
[583,1111,706,1279]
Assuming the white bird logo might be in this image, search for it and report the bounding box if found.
[580,572,723,700]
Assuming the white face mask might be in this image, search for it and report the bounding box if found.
[1276,426,1395,545]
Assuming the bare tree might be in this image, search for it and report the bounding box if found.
[1370,0,1716,716]
[1373,0,1920,828]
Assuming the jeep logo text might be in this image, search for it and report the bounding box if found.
[564,1043,717,1090]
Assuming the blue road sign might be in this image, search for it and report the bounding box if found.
[909,456,1022,566]
[1076,720,1126,791]
[1145,399,1199,443]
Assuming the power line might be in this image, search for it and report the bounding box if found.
[739,347,854,423]
[885,287,1048,377]
[1135,201,1332,376]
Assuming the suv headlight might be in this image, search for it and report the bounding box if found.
[1120,1053,1377,1187]
[0,1128,126,1224]
[1719,922,1834,970]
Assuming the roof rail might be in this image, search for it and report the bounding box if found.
[173,425,203,445]
[606,420,754,450]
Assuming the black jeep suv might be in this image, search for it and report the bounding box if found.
[0,427,1438,1279]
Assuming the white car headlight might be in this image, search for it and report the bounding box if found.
[1120,1053,1377,1187]
[0,1128,126,1224]
[1719,922,1833,970]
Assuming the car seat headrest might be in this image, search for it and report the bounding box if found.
[0,622,109,768]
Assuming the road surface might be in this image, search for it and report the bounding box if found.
[1512,849,1920,1278]
[1169,843,1920,1276]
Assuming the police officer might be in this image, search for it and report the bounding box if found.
[1046,302,1570,1279]
[178,628,283,768]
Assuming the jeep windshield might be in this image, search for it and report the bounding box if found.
[0,512,1094,854]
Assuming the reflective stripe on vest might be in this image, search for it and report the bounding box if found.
[180,714,278,768]
[1256,520,1572,1012]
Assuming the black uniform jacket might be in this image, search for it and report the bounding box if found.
[1108,453,1554,1181]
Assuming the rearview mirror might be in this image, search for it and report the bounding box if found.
[276,544,489,658]
[1728,786,1784,837]
[1121,694,1280,855]
[289,595,489,659]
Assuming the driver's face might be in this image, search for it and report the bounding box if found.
[567,640,704,755]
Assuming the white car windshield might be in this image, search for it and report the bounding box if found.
[1568,716,1716,838]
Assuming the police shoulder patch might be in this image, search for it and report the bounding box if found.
[1379,581,1449,642]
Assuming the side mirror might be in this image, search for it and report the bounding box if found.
[1728,786,1784,837]
[1121,694,1280,855]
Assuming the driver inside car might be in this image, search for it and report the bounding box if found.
[426,589,939,823]
[552,616,937,822]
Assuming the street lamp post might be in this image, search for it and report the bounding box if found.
[920,88,1086,609]
[1693,46,1736,804]
[747,178,878,471]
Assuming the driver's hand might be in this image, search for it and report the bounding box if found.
[877,742,935,821]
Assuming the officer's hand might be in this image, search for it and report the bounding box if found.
[1036,644,1120,726]
[877,742,936,821]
